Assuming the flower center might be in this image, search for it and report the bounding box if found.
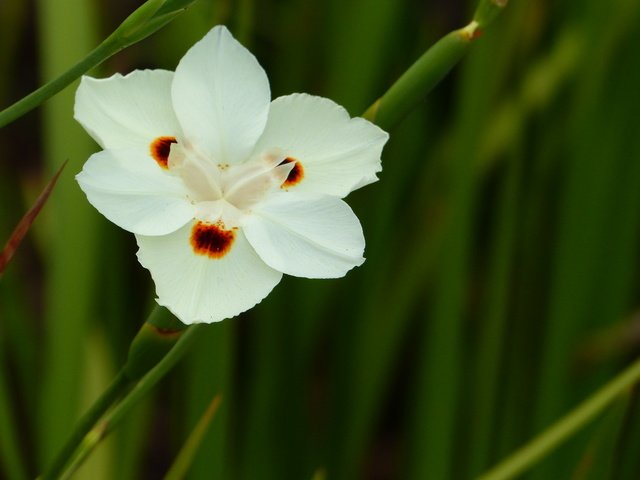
[167,141,293,228]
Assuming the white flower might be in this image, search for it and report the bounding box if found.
[75,26,388,324]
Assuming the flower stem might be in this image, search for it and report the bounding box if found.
[478,355,640,480]
[39,306,190,479]
[124,305,188,380]
[0,0,197,129]
[59,324,204,479]
[40,370,132,480]
[0,37,118,128]
[362,27,475,130]
[363,0,509,130]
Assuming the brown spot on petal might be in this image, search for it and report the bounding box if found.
[279,157,304,188]
[190,222,235,259]
[150,136,177,169]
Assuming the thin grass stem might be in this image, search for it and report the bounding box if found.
[479,355,640,480]
[59,325,204,478]
[40,371,132,480]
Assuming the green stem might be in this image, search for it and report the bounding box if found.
[125,305,188,381]
[0,34,119,128]
[361,0,508,131]
[40,305,186,479]
[40,370,132,480]
[363,23,478,130]
[478,355,640,480]
[60,324,204,479]
[0,0,197,129]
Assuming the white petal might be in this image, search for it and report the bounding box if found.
[243,192,365,278]
[253,93,389,198]
[136,223,282,324]
[76,149,194,235]
[172,25,270,165]
[75,70,181,150]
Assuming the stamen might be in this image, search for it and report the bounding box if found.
[279,157,304,188]
[150,136,177,169]
[190,221,235,259]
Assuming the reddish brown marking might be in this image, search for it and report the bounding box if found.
[150,136,177,169]
[0,160,67,275]
[190,222,235,259]
[279,157,304,188]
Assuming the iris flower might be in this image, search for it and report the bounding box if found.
[75,26,388,324]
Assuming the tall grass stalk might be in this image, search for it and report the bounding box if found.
[36,0,101,467]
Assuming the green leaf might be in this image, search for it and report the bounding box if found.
[164,394,223,480]
[0,161,66,277]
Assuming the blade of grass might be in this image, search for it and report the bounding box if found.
[578,50,640,480]
[326,0,403,113]
[458,8,532,477]
[262,0,405,466]
[74,331,119,480]
[238,293,295,480]
[184,323,234,480]
[58,324,205,479]
[0,160,66,276]
[0,172,38,423]
[0,361,28,480]
[466,145,521,478]
[36,0,102,467]
[43,307,189,479]
[39,370,131,480]
[164,394,222,480]
[363,26,474,131]
[238,2,408,476]
[115,400,152,479]
[325,3,508,475]
[327,109,437,480]
[96,226,150,477]
[532,3,640,476]
[0,0,197,128]
[479,355,640,480]
[492,110,564,461]
[404,85,477,480]
[571,395,630,480]
[477,27,582,174]
[405,15,514,479]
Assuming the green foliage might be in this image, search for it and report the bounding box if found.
[2,0,640,478]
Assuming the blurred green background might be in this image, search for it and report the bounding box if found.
[2,0,640,478]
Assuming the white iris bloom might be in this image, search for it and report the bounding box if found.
[75,26,388,324]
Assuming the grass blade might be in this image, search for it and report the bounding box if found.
[164,394,223,480]
[0,161,66,276]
